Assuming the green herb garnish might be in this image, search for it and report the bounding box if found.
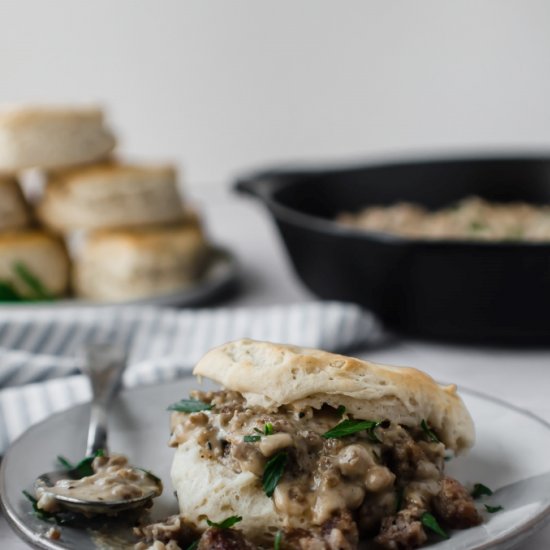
[472,483,493,499]
[263,451,288,497]
[66,456,95,478]
[470,221,486,232]
[0,281,23,302]
[14,262,52,300]
[56,455,73,470]
[22,490,77,524]
[57,448,104,479]
[0,263,54,302]
[186,541,199,550]
[337,405,346,417]
[0,268,50,302]
[167,398,213,413]
[244,435,262,443]
[420,419,440,443]
[252,423,274,437]
[421,512,448,539]
[485,504,503,513]
[22,490,56,522]
[274,530,283,549]
[322,419,380,439]
[206,515,243,529]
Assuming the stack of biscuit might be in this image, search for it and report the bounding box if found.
[0,174,70,301]
[0,104,210,302]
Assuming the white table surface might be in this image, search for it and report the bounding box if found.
[2,187,550,549]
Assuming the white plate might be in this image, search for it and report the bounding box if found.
[0,246,239,309]
[1,381,549,549]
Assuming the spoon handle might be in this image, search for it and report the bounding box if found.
[79,343,128,456]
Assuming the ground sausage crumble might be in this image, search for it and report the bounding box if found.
[137,390,482,549]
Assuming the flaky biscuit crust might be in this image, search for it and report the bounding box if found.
[193,339,475,454]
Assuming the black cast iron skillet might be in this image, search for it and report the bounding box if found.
[235,155,550,345]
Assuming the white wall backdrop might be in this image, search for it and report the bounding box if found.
[0,0,549,189]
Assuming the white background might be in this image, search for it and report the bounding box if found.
[1,0,549,189]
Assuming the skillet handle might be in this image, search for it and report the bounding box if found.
[235,166,319,201]
[234,170,277,201]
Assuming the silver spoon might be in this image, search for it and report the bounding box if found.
[33,342,162,515]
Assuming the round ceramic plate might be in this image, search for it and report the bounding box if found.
[1,381,549,550]
[0,246,239,309]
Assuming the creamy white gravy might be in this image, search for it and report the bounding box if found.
[36,454,161,513]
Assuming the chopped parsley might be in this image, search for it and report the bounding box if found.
[322,419,380,439]
[244,435,262,443]
[421,512,448,539]
[0,263,52,302]
[336,405,346,417]
[420,419,440,443]
[0,281,22,302]
[262,451,288,497]
[22,490,77,525]
[14,262,52,300]
[252,423,275,438]
[22,490,56,522]
[206,515,243,529]
[167,398,213,413]
[485,504,504,513]
[471,483,493,499]
[186,541,199,550]
[274,530,283,549]
[470,221,487,232]
[57,448,104,479]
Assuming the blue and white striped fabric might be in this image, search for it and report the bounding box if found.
[0,301,382,454]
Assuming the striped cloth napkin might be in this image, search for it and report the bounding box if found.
[0,301,381,453]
